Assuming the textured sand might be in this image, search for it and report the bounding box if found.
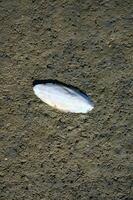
[0,0,133,199]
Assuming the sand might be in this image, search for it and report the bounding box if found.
[0,0,133,199]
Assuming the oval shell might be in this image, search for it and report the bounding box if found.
[33,83,94,113]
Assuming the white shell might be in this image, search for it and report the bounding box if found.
[33,83,94,113]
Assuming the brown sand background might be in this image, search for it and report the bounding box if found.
[0,0,133,199]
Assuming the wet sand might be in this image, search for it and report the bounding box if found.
[0,0,133,199]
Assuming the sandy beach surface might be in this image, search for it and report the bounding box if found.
[0,0,132,199]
